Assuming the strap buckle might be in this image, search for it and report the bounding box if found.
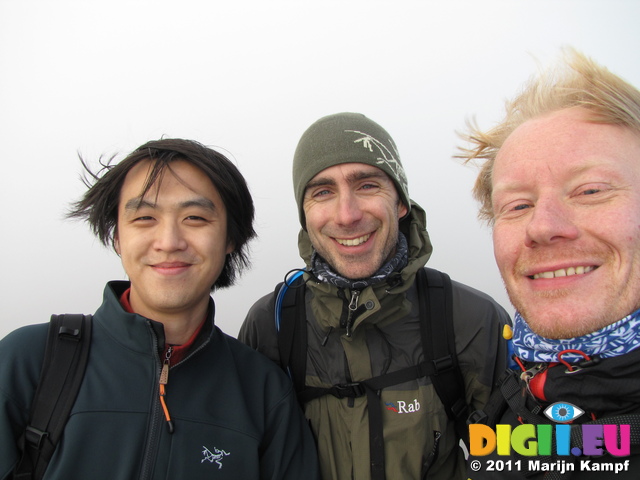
[332,382,366,399]
[467,409,488,425]
[24,425,49,450]
[58,326,82,340]
[432,355,454,374]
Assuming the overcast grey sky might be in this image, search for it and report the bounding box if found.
[1,0,639,339]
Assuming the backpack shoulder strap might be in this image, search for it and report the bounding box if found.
[418,267,469,442]
[275,272,307,393]
[14,314,92,480]
[468,368,519,428]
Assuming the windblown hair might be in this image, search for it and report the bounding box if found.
[68,138,256,289]
[458,48,640,224]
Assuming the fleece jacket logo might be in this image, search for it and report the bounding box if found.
[201,446,231,469]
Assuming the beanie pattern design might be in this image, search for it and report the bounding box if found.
[347,129,408,198]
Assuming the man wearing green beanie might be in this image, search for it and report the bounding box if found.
[239,112,510,480]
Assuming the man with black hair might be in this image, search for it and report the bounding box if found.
[0,138,319,480]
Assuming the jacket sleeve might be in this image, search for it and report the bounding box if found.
[259,380,320,480]
[0,325,47,480]
[238,292,281,365]
[451,281,513,412]
[0,379,22,480]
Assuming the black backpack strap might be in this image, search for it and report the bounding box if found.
[418,267,469,443]
[14,314,92,480]
[298,360,446,403]
[275,272,307,393]
[468,369,515,427]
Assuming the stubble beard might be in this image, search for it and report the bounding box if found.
[321,231,399,281]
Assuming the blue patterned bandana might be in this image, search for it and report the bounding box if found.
[512,309,640,363]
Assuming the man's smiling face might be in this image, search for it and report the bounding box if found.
[491,107,640,338]
[115,159,233,321]
[303,163,407,280]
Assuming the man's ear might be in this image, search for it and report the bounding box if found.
[114,234,121,256]
[398,202,408,218]
[226,240,235,255]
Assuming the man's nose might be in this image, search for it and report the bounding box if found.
[154,221,188,251]
[334,192,364,226]
[524,198,580,247]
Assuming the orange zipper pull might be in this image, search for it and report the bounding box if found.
[159,346,174,434]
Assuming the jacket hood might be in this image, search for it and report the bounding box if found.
[297,199,433,280]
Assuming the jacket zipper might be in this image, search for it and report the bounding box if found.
[346,290,360,337]
[139,332,165,480]
[139,325,211,480]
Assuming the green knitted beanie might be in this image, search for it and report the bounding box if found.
[292,112,411,228]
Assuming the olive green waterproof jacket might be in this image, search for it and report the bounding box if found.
[239,202,511,480]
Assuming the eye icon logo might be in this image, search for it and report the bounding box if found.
[543,402,585,423]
